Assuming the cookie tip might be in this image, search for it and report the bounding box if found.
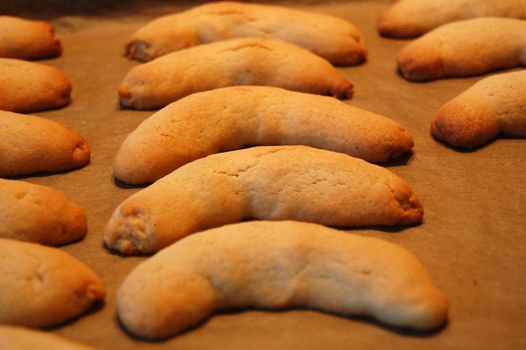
[104,205,155,255]
[126,41,153,62]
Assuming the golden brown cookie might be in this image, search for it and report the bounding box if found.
[118,221,448,339]
[431,70,526,148]
[379,0,526,38]
[126,1,367,65]
[0,58,71,112]
[0,179,87,245]
[0,111,90,176]
[119,38,353,109]
[105,146,423,254]
[397,17,526,81]
[115,86,414,184]
[0,16,62,59]
[0,239,105,328]
[0,326,96,350]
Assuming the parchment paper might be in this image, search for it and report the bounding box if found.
[1,1,525,349]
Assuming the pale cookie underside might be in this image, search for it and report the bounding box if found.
[117,221,448,339]
[114,86,414,184]
[105,146,423,254]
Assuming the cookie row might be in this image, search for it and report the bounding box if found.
[0,17,101,348]
[108,5,443,330]
[0,219,447,342]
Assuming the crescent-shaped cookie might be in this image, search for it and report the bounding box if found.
[431,70,526,148]
[126,1,367,65]
[396,17,526,81]
[0,326,96,350]
[118,220,448,339]
[0,111,90,176]
[119,38,353,110]
[105,146,423,254]
[0,179,87,245]
[0,16,62,59]
[0,239,105,328]
[114,86,414,184]
[379,0,526,38]
[0,58,71,112]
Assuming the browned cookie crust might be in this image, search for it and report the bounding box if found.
[0,16,62,59]
[0,111,90,176]
[397,17,526,81]
[118,221,447,339]
[115,86,414,184]
[105,146,423,254]
[0,58,71,112]
[119,38,353,110]
[0,239,105,328]
[126,1,366,65]
[379,0,526,38]
[0,179,87,245]
[431,70,526,148]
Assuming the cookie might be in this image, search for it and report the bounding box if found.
[119,38,353,109]
[117,220,448,339]
[396,17,526,81]
[0,326,96,350]
[105,145,423,254]
[379,0,526,38]
[431,70,526,148]
[0,239,105,328]
[0,16,62,59]
[0,58,71,112]
[115,86,414,184]
[0,111,90,176]
[0,179,87,245]
[126,1,367,65]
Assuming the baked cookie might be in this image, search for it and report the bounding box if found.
[0,326,96,350]
[0,16,62,59]
[0,179,87,245]
[431,70,526,148]
[0,58,71,112]
[0,111,90,176]
[396,17,526,81]
[0,239,105,328]
[119,38,353,109]
[126,1,367,65]
[115,86,414,184]
[379,0,526,38]
[118,220,448,339]
[105,146,423,254]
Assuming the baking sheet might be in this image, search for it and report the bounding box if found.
[2,1,525,349]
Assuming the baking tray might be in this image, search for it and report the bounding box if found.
[1,1,525,349]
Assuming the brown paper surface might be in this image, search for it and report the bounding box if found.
[2,1,525,349]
